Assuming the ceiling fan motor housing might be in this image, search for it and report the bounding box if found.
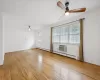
[65,2,69,7]
[65,2,69,11]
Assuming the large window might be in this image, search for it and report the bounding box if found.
[52,21,80,44]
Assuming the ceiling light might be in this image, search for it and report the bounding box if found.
[28,25,31,31]
[65,12,69,16]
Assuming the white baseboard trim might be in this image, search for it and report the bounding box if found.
[5,48,37,54]
[53,51,77,59]
[36,47,50,52]
[0,59,4,65]
[36,47,78,60]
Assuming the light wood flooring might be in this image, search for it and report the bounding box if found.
[0,49,100,80]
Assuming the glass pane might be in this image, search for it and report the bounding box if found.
[56,27,61,35]
[69,34,80,44]
[53,35,60,43]
[64,27,69,35]
[60,35,68,43]
[53,27,61,36]
[69,25,80,34]
[60,28,63,36]
[52,21,80,44]
[52,28,56,36]
[60,27,68,36]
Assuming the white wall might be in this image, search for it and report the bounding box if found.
[36,27,50,51]
[83,9,100,65]
[35,8,100,65]
[3,15,36,53]
[0,1,4,65]
[0,13,4,65]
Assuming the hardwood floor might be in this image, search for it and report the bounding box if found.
[0,49,100,80]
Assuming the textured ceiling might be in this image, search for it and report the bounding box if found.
[1,0,100,29]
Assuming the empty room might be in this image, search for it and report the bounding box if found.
[0,0,100,80]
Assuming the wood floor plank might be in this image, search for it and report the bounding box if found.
[0,49,99,80]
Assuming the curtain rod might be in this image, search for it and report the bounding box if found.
[52,18,85,28]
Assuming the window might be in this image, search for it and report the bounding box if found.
[52,21,80,44]
[60,27,68,43]
[69,22,80,44]
[53,28,60,43]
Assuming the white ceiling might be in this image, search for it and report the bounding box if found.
[1,0,100,29]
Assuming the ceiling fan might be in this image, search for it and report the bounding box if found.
[57,1,86,16]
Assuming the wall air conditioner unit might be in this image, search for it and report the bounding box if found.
[59,45,67,52]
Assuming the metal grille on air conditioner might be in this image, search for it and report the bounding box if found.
[59,45,67,52]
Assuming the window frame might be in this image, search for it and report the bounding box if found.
[52,21,80,45]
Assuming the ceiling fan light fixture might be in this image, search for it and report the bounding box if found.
[57,1,86,19]
[65,12,69,16]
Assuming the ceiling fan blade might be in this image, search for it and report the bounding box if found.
[57,1,65,10]
[68,8,86,13]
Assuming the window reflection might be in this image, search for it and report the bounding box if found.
[38,54,43,71]
[53,64,83,80]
